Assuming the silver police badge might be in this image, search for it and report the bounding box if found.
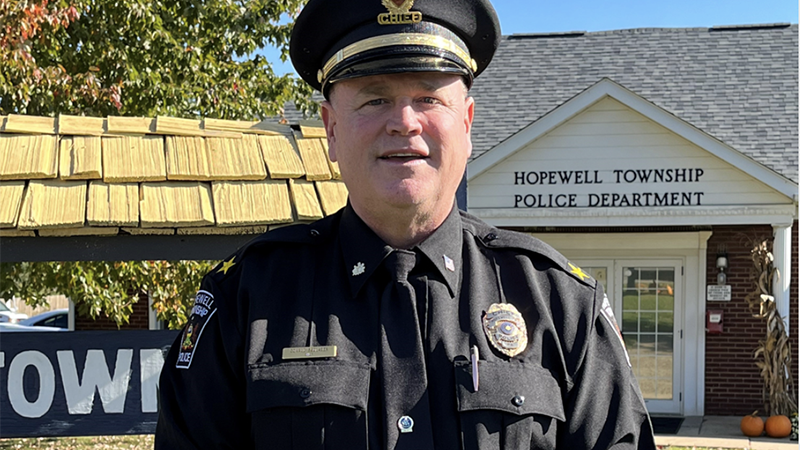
[483,303,528,357]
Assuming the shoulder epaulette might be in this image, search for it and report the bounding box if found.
[208,212,340,282]
[460,211,596,288]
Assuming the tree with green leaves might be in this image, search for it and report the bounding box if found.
[1,0,315,119]
[0,0,315,329]
[0,261,218,330]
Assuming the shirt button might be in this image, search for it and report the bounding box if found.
[512,395,525,407]
[309,229,320,237]
[484,232,498,242]
[300,388,312,399]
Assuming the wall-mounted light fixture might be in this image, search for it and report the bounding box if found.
[716,250,728,285]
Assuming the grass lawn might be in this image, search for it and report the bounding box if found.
[0,436,744,450]
[0,435,154,449]
[660,448,744,450]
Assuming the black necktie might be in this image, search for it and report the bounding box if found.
[379,250,434,449]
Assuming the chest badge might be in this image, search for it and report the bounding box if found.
[482,303,528,357]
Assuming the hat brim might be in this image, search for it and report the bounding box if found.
[324,54,473,97]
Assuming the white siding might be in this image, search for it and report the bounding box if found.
[469,97,791,210]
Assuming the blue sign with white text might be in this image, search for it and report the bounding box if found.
[0,330,176,438]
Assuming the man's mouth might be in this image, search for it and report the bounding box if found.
[380,153,426,160]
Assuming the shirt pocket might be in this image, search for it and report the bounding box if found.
[454,360,565,450]
[247,360,371,450]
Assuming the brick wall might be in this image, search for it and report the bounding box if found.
[704,222,799,415]
[792,221,798,394]
[74,292,150,330]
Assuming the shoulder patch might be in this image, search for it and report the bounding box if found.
[176,290,217,369]
[600,294,631,367]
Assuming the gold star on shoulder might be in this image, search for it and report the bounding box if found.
[352,262,366,276]
[218,256,236,275]
[568,262,591,282]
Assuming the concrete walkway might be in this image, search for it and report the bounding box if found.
[655,416,798,449]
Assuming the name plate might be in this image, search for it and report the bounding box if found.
[282,345,338,360]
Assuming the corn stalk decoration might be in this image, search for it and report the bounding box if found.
[744,237,797,416]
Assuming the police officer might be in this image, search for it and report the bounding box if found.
[156,0,657,448]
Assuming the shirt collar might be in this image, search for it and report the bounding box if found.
[339,203,463,298]
[414,206,462,298]
[339,203,393,298]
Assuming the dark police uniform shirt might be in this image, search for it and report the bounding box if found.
[156,204,656,450]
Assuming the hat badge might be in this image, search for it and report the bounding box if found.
[378,0,421,25]
[482,303,528,357]
[382,0,414,13]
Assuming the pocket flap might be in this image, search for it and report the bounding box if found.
[247,360,371,413]
[454,360,565,421]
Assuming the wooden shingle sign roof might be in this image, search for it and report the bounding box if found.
[0,115,348,238]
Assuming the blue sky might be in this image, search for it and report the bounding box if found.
[495,0,797,33]
[266,0,798,75]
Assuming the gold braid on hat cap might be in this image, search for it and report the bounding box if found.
[318,32,477,84]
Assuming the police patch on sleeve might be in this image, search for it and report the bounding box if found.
[600,294,631,367]
[176,290,217,369]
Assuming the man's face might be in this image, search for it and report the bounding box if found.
[321,72,474,220]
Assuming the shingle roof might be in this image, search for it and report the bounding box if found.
[0,115,348,237]
[468,23,799,183]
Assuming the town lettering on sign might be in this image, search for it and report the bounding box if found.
[512,167,706,208]
[0,330,175,438]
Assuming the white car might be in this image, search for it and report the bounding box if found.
[0,301,28,324]
[19,308,69,329]
[0,309,68,332]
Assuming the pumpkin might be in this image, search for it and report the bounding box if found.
[740,411,764,437]
[765,414,792,438]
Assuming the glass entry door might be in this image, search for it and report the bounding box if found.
[616,261,682,414]
[575,259,683,415]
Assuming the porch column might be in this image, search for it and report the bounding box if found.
[772,223,792,334]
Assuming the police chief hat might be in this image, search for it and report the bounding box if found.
[290,0,501,97]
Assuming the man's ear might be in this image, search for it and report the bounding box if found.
[464,95,475,158]
[320,100,338,162]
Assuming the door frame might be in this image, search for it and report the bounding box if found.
[614,259,683,414]
[529,231,712,416]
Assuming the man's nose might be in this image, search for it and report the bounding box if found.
[386,102,423,135]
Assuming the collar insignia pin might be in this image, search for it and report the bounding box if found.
[568,262,591,282]
[352,262,366,276]
[443,255,455,272]
[482,303,528,357]
[218,256,236,275]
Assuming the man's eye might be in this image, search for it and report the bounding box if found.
[420,97,441,105]
[365,99,386,106]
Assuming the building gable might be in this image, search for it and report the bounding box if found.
[468,24,798,183]
[468,79,797,227]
